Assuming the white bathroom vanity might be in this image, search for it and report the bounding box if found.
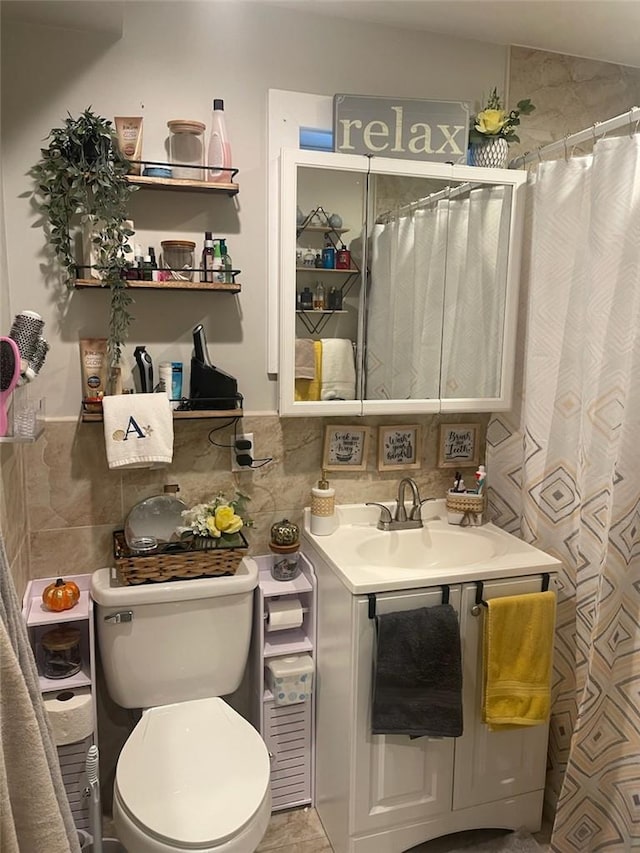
[302,501,561,853]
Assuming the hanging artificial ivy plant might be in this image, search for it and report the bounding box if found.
[31,108,137,365]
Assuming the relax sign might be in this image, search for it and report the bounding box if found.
[333,94,470,164]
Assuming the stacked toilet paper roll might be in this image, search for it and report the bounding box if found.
[265,597,303,632]
[44,686,93,746]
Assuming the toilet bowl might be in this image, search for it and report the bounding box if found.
[112,697,271,853]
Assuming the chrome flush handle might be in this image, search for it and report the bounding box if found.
[104,610,133,624]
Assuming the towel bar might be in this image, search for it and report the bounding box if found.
[471,573,553,616]
[367,585,451,619]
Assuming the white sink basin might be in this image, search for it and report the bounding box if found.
[302,501,561,594]
[353,524,505,569]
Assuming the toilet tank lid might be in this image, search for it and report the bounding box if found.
[91,558,258,606]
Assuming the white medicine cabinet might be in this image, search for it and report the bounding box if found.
[277,148,527,416]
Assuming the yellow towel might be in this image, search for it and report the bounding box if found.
[295,340,322,401]
[482,590,556,729]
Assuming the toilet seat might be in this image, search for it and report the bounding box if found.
[115,697,270,849]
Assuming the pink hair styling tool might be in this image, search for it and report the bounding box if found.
[0,337,21,437]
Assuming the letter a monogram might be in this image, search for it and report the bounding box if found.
[124,416,146,440]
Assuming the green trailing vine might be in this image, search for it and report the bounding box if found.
[31,108,137,365]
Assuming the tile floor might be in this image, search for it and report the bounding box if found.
[104,806,552,852]
[256,807,552,853]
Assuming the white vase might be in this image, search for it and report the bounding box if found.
[469,137,509,168]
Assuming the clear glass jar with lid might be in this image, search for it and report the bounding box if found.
[167,120,206,180]
[161,240,196,281]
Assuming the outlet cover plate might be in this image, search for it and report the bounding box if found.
[231,432,254,472]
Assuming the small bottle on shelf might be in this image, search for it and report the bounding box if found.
[303,248,315,267]
[314,281,325,310]
[322,243,336,269]
[336,245,351,269]
[201,232,215,282]
[206,98,232,183]
[301,287,313,310]
[148,247,158,281]
[218,238,233,283]
[142,254,153,281]
[314,252,322,268]
[212,239,223,281]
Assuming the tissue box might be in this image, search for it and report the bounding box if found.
[266,654,314,706]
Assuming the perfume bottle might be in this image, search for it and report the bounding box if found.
[314,281,325,310]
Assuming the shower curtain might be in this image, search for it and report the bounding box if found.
[367,186,510,400]
[367,202,448,400]
[487,134,640,851]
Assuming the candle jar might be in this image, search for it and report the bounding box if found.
[41,626,82,679]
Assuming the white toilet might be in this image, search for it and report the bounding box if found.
[91,559,271,853]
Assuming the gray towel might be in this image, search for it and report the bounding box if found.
[0,536,81,853]
[372,604,463,738]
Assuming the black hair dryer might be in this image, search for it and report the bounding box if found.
[133,346,153,393]
[189,325,238,410]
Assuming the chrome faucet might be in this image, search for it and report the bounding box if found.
[366,477,431,531]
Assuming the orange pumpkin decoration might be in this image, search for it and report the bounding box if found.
[42,578,81,612]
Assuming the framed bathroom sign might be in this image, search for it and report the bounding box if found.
[377,425,421,471]
[438,423,480,468]
[323,425,370,471]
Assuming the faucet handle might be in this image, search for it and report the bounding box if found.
[410,497,435,521]
[365,502,393,526]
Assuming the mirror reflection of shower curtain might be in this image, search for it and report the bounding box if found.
[366,186,511,401]
[366,202,448,400]
[441,186,511,399]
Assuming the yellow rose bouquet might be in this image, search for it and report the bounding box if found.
[470,87,535,144]
[181,492,252,548]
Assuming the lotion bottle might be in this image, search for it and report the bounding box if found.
[310,470,337,536]
[206,99,232,183]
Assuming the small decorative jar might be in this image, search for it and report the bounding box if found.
[41,626,82,679]
[161,240,196,281]
[167,120,206,180]
[270,519,301,581]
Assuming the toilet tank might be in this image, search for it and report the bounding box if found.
[91,558,258,709]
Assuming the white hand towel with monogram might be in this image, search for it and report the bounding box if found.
[102,394,174,469]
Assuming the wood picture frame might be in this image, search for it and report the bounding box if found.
[377,424,421,471]
[323,425,370,471]
[438,423,480,468]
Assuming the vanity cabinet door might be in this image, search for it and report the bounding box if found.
[453,575,552,811]
[351,585,462,833]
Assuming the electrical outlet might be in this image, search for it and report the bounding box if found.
[231,432,254,472]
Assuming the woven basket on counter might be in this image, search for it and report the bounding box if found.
[445,490,486,515]
[113,530,248,585]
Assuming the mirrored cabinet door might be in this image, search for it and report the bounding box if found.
[279,149,368,416]
[277,150,527,417]
[362,162,455,415]
[438,164,526,412]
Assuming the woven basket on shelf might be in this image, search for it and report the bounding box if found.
[113,530,248,585]
[445,491,486,515]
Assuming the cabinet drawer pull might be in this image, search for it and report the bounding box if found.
[104,610,133,624]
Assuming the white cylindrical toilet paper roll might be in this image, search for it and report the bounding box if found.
[266,597,303,632]
[44,686,93,746]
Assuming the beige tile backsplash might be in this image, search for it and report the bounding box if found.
[22,413,487,578]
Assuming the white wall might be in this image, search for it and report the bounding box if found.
[1,0,507,416]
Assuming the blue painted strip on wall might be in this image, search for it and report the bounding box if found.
[299,127,333,151]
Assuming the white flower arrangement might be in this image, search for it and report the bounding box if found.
[181,492,252,547]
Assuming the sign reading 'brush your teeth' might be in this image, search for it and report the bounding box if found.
[333,94,470,164]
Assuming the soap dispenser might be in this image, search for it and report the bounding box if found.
[310,470,337,536]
